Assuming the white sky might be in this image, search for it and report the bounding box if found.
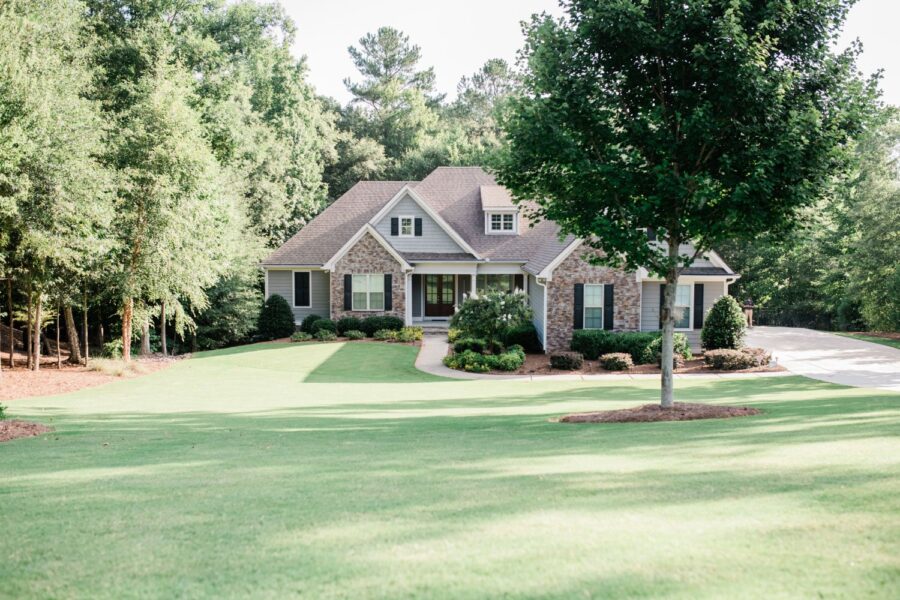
[284,0,899,107]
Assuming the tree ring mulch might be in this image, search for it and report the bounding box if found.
[0,420,54,442]
[558,402,761,424]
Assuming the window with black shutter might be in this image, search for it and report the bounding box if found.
[293,271,310,307]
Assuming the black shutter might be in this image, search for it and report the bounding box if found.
[514,274,524,291]
[294,272,310,307]
[573,283,584,330]
[647,227,657,241]
[694,283,704,329]
[658,283,666,329]
[343,274,352,310]
[384,274,392,310]
[414,218,423,236]
[603,284,614,330]
[390,218,399,236]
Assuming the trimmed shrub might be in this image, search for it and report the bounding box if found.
[704,347,771,370]
[504,322,542,353]
[447,327,462,343]
[701,296,746,350]
[454,337,487,354]
[344,329,366,340]
[570,330,659,363]
[314,329,337,341]
[335,316,363,335]
[396,326,424,342]
[257,294,295,340]
[443,346,525,373]
[311,318,337,334]
[641,333,692,367]
[373,329,398,341]
[360,315,404,336]
[550,351,584,370]
[494,348,525,371]
[599,352,633,371]
[300,314,323,334]
[290,331,313,342]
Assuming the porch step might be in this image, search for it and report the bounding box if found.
[419,323,450,333]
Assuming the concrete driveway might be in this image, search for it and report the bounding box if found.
[746,326,900,392]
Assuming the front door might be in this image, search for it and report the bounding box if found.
[424,274,455,317]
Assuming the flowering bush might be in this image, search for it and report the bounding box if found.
[450,290,532,352]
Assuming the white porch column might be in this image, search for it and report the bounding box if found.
[470,273,476,298]
[404,272,412,325]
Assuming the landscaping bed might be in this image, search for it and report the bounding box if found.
[559,402,761,423]
[511,353,785,376]
[0,419,54,442]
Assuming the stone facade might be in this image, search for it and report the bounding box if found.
[544,249,641,352]
[330,232,406,321]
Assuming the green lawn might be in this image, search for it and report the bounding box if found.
[835,331,900,351]
[2,342,899,598]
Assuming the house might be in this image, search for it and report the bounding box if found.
[262,167,739,352]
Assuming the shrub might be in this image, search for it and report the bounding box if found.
[504,322,542,353]
[640,333,692,366]
[103,339,124,359]
[373,329,398,341]
[290,331,313,342]
[311,318,337,334]
[599,352,633,371]
[704,347,771,370]
[300,314,322,334]
[335,316,363,335]
[570,330,659,363]
[454,337,487,354]
[344,329,366,340]
[396,326,424,342]
[257,294,295,340]
[550,351,584,370]
[314,329,337,341]
[451,289,532,351]
[360,315,404,336]
[443,346,525,372]
[701,296,746,350]
[0,403,6,420]
[447,327,462,343]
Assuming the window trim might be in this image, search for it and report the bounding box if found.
[673,283,693,331]
[398,215,414,237]
[292,270,312,308]
[583,284,604,330]
[485,211,518,235]
[351,273,385,312]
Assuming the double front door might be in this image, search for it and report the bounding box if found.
[424,274,455,317]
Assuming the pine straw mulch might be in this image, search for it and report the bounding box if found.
[558,402,761,424]
[0,419,54,443]
[512,354,785,376]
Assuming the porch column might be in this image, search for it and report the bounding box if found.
[470,273,476,298]
[404,272,412,325]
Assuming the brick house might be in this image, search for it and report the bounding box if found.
[262,167,738,351]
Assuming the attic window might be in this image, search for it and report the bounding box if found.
[487,212,517,234]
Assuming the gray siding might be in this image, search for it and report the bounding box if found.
[641,280,728,351]
[527,274,546,351]
[267,269,330,324]
[374,195,465,253]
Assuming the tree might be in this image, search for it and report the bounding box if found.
[497,0,877,407]
[449,59,520,154]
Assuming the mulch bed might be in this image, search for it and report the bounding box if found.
[0,419,54,442]
[559,402,761,424]
[509,353,784,376]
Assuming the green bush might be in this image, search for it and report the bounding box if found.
[373,329,398,341]
[335,316,363,335]
[344,329,366,340]
[443,346,525,372]
[103,339,124,359]
[0,403,6,420]
[550,351,584,370]
[701,296,746,350]
[451,290,532,351]
[290,331,313,342]
[454,337,487,353]
[314,329,337,341]
[311,319,337,334]
[599,352,633,371]
[641,333,692,367]
[257,295,295,340]
[704,347,770,370]
[504,322,542,353]
[447,327,462,343]
[300,314,323,334]
[570,330,660,363]
[360,315,404,336]
[396,326,424,342]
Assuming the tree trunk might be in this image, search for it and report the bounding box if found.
[26,278,33,369]
[32,293,42,372]
[56,304,62,369]
[7,277,13,369]
[83,289,89,366]
[64,305,82,364]
[160,301,167,356]
[659,239,680,409]
[121,297,133,362]
[140,319,151,356]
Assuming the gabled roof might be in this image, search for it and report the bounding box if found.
[479,185,515,210]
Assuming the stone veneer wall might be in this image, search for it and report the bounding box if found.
[544,250,641,352]
[330,232,406,321]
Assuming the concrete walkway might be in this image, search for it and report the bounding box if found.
[746,326,900,392]
[415,334,794,382]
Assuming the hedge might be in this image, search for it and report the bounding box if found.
[571,330,660,363]
[504,323,542,353]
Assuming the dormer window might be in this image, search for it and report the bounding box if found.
[480,185,519,236]
[399,216,414,237]
[486,212,517,235]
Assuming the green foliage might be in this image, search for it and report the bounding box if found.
[290,331,312,342]
[360,315,404,337]
[344,329,366,340]
[570,330,660,364]
[335,316,363,335]
[642,334,692,367]
[503,323,541,353]
[373,329,397,341]
[451,290,532,351]
[550,352,583,371]
[454,338,488,354]
[314,329,337,341]
[447,328,462,343]
[701,296,746,350]
[599,353,633,371]
[257,295,295,340]
[0,403,7,420]
[310,319,336,334]
[300,314,323,334]
[443,345,525,373]
[103,339,124,359]
[193,266,263,350]
[704,348,770,371]
[396,326,424,342]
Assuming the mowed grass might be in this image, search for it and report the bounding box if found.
[2,341,899,599]
[835,331,900,351]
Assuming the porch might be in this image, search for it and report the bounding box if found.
[407,271,525,325]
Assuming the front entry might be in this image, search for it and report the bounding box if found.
[424,274,455,317]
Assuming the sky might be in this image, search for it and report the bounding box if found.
[283,0,900,107]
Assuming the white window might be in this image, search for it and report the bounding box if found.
[673,284,692,329]
[487,212,517,234]
[352,274,384,311]
[584,284,604,329]
[399,216,414,237]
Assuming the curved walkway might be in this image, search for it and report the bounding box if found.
[415,334,794,382]
[746,326,900,392]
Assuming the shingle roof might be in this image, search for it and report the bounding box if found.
[479,185,515,210]
[682,266,733,276]
[400,252,478,262]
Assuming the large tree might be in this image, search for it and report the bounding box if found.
[497,0,877,407]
